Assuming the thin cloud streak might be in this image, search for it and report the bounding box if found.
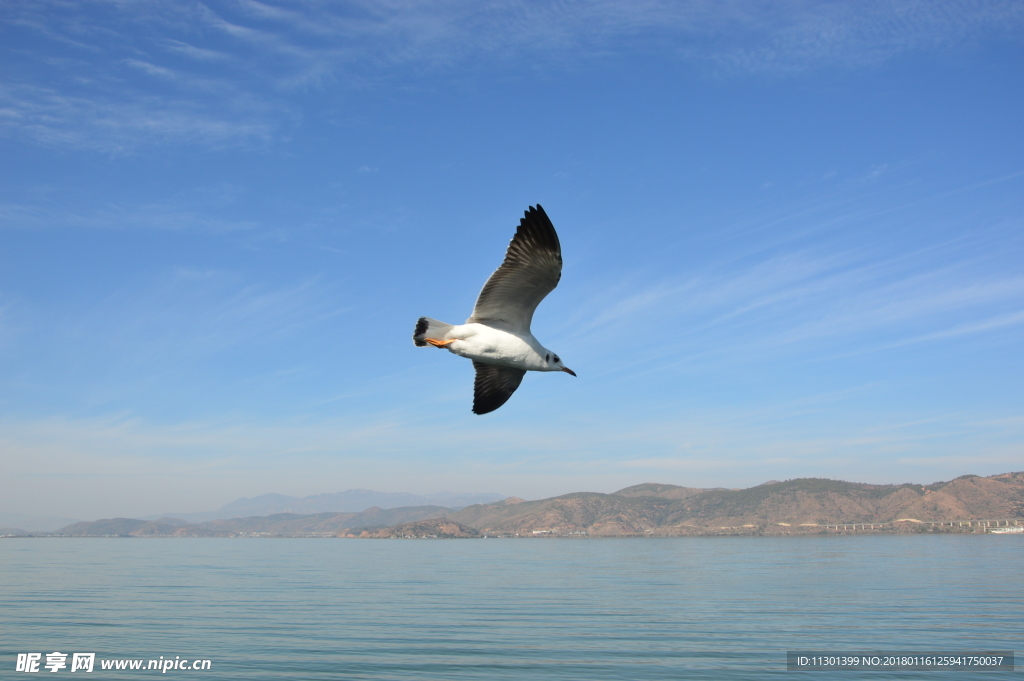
[566,248,1023,382]
[0,195,261,233]
[880,309,1024,348]
[79,271,348,364]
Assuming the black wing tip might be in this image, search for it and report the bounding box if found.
[413,317,428,346]
[472,395,508,415]
[514,204,560,255]
[472,386,507,415]
[521,204,552,228]
[471,362,526,415]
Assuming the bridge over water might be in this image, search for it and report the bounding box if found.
[818,518,1023,531]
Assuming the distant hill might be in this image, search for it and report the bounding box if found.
[363,519,480,539]
[53,505,456,537]
[145,489,504,522]
[60,518,184,537]
[39,472,1024,538]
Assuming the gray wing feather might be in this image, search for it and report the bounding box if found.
[468,205,562,335]
[472,362,527,415]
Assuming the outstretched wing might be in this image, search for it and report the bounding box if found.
[472,361,527,415]
[468,205,562,335]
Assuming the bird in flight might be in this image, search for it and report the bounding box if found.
[413,205,575,414]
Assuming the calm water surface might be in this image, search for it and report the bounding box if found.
[2,536,1021,679]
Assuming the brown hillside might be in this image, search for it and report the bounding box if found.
[446,473,1024,536]
[899,474,1024,520]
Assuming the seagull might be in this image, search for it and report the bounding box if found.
[413,205,575,414]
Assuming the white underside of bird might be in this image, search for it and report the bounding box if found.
[413,205,575,415]
[430,323,555,371]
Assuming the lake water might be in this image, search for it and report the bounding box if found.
[2,535,1020,679]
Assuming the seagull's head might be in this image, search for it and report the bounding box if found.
[545,352,576,377]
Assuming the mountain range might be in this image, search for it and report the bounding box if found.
[444,473,1024,536]
[15,471,1022,538]
[1,489,504,533]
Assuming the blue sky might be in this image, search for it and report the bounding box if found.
[2,0,1023,520]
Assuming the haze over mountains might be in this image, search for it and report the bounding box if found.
[0,489,504,533]
[0,512,82,534]
[15,472,1023,538]
[140,490,506,524]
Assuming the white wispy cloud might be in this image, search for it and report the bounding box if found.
[0,82,278,152]
[161,38,234,63]
[614,261,1022,376]
[3,0,1022,150]
[553,166,1024,380]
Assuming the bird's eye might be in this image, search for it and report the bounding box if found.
[553,355,560,363]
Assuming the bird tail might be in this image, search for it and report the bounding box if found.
[413,317,454,347]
